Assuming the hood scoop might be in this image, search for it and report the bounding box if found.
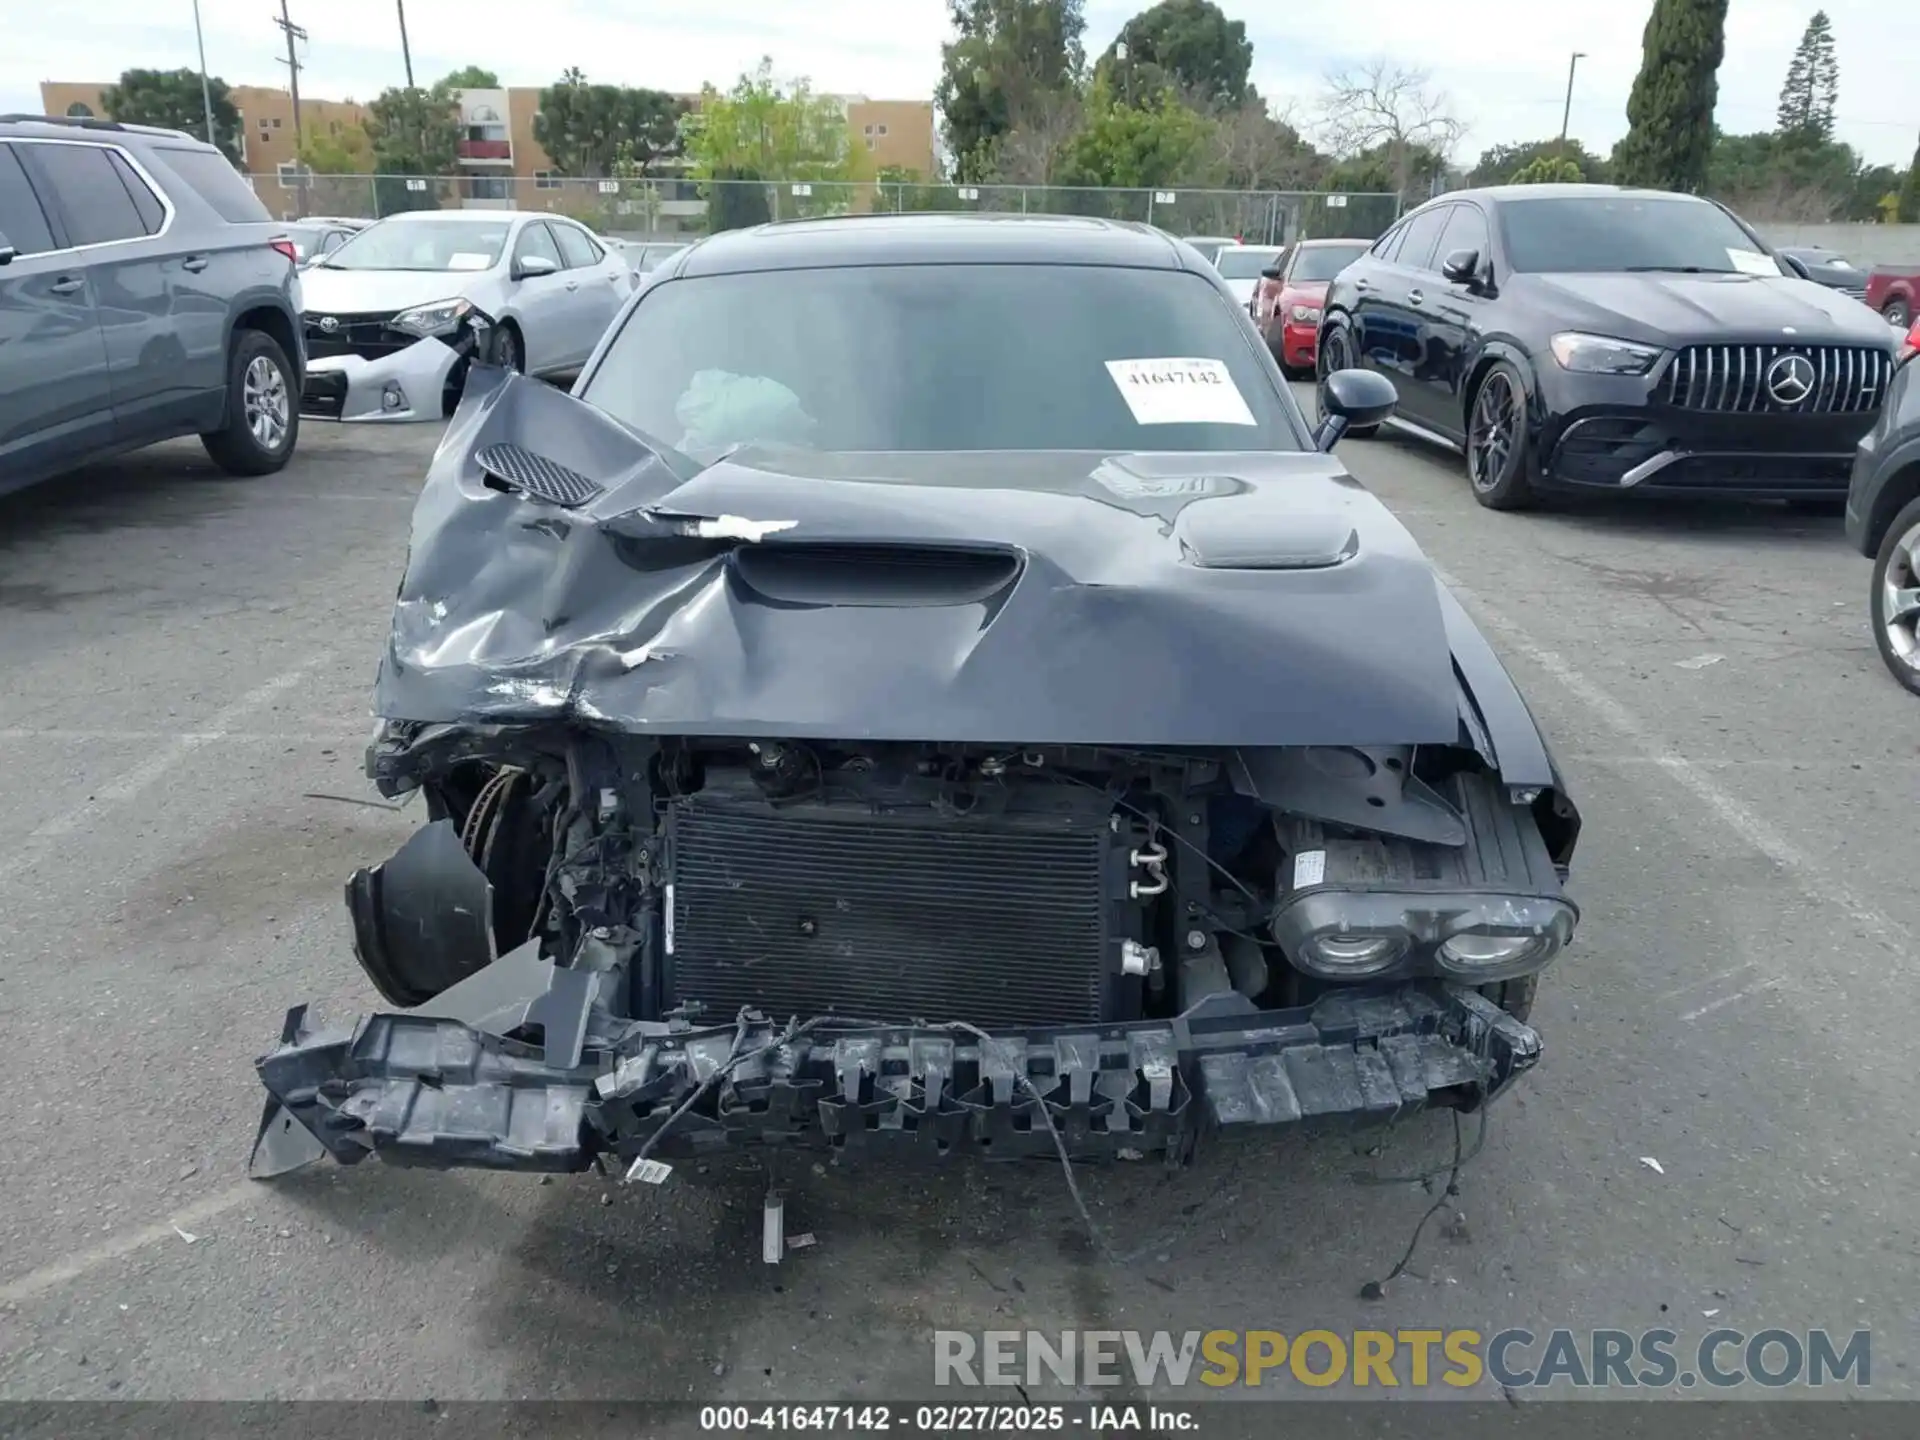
[731,542,1023,608]
[1174,502,1360,570]
[476,443,606,509]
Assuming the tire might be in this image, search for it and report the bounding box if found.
[1463,360,1538,511]
[1886,298,1912,331]
[1315,322,1377,438]
[494,321,524,374]
[1869,495,1920,697]
[200,329,298,476]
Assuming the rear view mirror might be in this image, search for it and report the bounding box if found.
[1260,265,1283,281]
[513,254,559,280]
[1440,249,1480,284]
[1781,253,1811,279]
[0,233,15,267]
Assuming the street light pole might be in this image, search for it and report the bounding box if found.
[1559,51,1587,146]
[190,0,218,149]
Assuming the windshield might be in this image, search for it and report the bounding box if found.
[1499,196,1783,276]
[1214,248,1281,279]
[581,263,1301,457]
[319,219,508,272]
[1289,244,1370,282]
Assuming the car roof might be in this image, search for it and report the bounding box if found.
[381,208,524,224]
[1294,236,1370,248]
[1430,182,1720,208]
[679,212,1196,278]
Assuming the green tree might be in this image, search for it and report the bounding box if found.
[535,70,688,176]
[1470,138,1606,185]
[706,166,773,231]
[936,0,1087,182]
[1899,134,1920,222]
[439,67,501,88]
[1611,0,1729,192]
[1098,0,1251,113]
[1511,155,1584,184]
[101,68,241,162]
[299,118,373,174]
[365,83,461,213]
[685,59,871,220]
[1775,10,1838,142]
[1054,76,1218,189]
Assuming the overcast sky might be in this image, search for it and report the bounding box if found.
[4,0,1914,170]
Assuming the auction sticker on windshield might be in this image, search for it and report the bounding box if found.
[1726,248,1781,277]
[1106,357,1256,426]
[449,252,494,270]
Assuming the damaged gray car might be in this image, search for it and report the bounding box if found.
[253,213,1582,1181]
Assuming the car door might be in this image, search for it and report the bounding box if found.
[17,139,197,445]
[504,220,571,375]
[1420,201,1494,441]
[0,141,115,493]
[548,221,628,367]
[1345,221,1408,377]
[1358,203,1454,425]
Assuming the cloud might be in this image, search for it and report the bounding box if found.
[4,0,1913,167]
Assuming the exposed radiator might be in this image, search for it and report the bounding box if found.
[663,794,1115,1028]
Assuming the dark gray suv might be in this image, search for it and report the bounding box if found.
[0,115,306,498]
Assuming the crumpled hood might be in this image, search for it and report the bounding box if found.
[299,265,494,316]
[1525,272,1897,345]
[374,369,1466,748]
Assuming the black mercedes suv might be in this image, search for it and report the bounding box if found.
[1316,183,1900,511]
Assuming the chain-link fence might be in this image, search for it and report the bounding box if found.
[260,173,1402,246]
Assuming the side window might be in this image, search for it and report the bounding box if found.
[106,151,166,235]
[513,221,563,269]
[22,142,147,246]
[1369,223,1406,262]
[0,143,58,256]
[551,223,601,268]
[1434,204,1490,270]
[1391,205,1454,273]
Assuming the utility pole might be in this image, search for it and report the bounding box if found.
[1559,51,1586,146]
[191,0,219,152]
[396,0,415,87]
[272,0,309,215]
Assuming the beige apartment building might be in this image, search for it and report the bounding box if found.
[38,78,938,221]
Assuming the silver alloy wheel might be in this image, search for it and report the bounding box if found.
[1467,372,1519,492]
[1880,519,1920,672]
[243,354,289,451]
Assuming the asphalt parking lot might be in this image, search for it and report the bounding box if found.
[0,398,1915,1405]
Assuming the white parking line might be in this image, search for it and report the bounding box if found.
[1433,566,1907,956]
[0,1182,257,1306]
[1680,978,1788,1023]
[0,727,366,744]
[0,658,331,884]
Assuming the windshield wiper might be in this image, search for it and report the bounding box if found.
[1623,265,1721,274]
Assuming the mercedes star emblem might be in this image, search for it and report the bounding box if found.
[318,316,340,333]
[1765,352,1815,405]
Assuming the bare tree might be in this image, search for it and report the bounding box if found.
[1718,175,1847,224]
[1317,60,1465,195]
[981,87,1086,185]
[1209,99,1324,191]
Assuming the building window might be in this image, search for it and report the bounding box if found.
[66,102,94,118]
[863,124,873,136]
[271,117,282,129]
[877,124,889,136]
[468,175,511,200]
[276,161,302,189]
[865,137,875,150]
[534,171,559,190]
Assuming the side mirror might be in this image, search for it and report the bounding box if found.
[1440,248,1480,285]
[513,254,559,280]
[0,234,15,267]
[1313,368,1396,452]
[1781,253,1811,279]
[1260,265,1283,281]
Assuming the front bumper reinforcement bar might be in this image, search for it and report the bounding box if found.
[251,963,1540,1177]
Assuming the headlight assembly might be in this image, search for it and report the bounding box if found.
[1549,331,1662,375]
[391,297,477,339]
[1290,304,1322,324]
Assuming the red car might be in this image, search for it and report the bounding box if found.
[1866,265,1918,329]
[1257,239,1373,378]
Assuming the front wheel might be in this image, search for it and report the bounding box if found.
[1870,495,1920,697]
[1464,361,1538,511]
[1315,324,1377,438]
[1885,298,1912,331]
[201,330,298,476]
